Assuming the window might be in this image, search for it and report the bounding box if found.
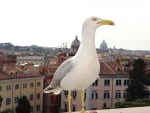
[91,108,97,110]
[72,91,77,99]
[36,105,40,111]
[116,80,121,86]
[30,106,33,112]
[92,91,98,99]
[124,80,129,86]
[6,98,11,105]
[72,105,76,112]
[64,103,68,112]
[84,92,86,100]
[103,103,107,108]
[51,96,54,103]
[115,90,121,99]
[6,85,11,91]
[37,82,40,86]
[37,93,40,99]
[92,79,98,86]
[0,86,2,91]
[14,97,19,103]
[104,79,110,86]
[15,84,19,89]
[23,83,27,88]
[123,91,127,98]
[30,94,34,101]
[64,90,68,97]
[104,91,109,99]
[30,83,34,88]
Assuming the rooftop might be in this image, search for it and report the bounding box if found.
[0,63,43,80]
[100,61,128,75]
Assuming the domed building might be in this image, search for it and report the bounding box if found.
[100,40,109,53]
[69,36,80,56]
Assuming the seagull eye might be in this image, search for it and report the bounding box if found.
[92,18,97,21]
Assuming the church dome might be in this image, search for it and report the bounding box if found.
[69,36,80,56]
[100,40,109,52]
[71,36,80,49]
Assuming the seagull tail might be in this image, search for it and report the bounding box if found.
[44,85,62,95]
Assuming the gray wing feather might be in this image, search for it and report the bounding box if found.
[50,58,74,88]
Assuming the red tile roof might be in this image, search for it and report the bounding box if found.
[0,64,43,80]
[100,61,128,75]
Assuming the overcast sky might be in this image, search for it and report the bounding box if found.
[0,0,150,50]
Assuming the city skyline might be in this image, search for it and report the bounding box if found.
[0,0,150,50]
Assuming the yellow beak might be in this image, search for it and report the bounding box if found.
[97,20,114,25]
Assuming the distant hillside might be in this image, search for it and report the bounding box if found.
[0,42,58,55]
[109,48,150,56]
[0,42,150,56]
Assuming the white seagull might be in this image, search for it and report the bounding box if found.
[44,16,114,113]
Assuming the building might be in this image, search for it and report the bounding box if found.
[0,52,17,65]
[61,61,129,111]
[43,52,68,113]
[16,55,46,66]
[0,64,44,113]
[43,75,61,113]
[99,40,109,53]
[69,36,80,56]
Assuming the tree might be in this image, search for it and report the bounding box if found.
[16,96,31,113]
[115,98,150,108]
[0,95,3,107]
[1,108,14,113]
[126,58,150,101]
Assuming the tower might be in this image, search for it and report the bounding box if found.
[69,36,80,56]
[100,40,109,53]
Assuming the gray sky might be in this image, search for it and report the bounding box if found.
[0,0,150,50]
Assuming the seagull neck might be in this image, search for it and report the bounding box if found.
[82,30,96,47]
[79,30,97,54]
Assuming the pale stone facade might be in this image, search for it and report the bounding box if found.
[61,74,129,112]
[60,61,129,112]
[0,72,44,113]
[16,55,45,65]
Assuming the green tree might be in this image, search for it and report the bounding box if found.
[16,96,31,113]
[126,58,150,101]
[1,108,14,113]
[0,95,3,107]
[115,98,150,108]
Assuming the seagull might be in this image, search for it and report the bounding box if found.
[44,16,114,113]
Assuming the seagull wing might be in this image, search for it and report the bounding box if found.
[51,58,74,87]
[44,57,74,94]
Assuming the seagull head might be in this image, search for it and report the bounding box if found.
[82,17,114,31]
